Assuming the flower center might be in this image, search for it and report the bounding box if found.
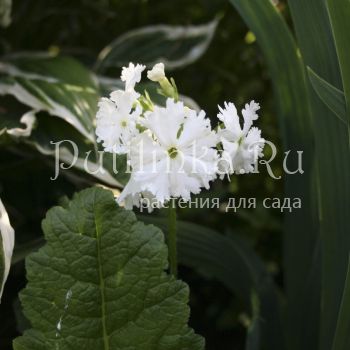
[168,147,178,159]
[121,120,127,128]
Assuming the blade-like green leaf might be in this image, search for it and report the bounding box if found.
[287,1,350,349]
[228,1,316,349]
[0,55,99,142]
[332,256,350,350]
[0,0,11,27]
[308,67,347,124]
[140,215,283,350]
[95,19,218,72]
[13,187,204,350]
[327,0,350,124]
[0,197,15,301]
[327,6,350,350]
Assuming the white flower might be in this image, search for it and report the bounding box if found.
[147,63,165,82]
[121,63,146,91]
[118,98,219,207]
[218,100,265,176]
[96,90,141,154]
[118,176,161,212]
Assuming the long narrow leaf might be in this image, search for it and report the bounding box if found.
[287,1,350,349]
[227,1,316,349]
[308,67,347,124]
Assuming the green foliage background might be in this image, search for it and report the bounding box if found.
[1,0,287,349]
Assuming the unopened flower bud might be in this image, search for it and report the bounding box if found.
[147,63,165,82]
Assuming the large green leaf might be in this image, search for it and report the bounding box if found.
[287,1,350,349]
[308,67,347,124]
[140,215,283,350]
[0,197,15,302]
[10,210,282,350]
[0,55,99,142]
[228,1,316,349]
[95,19,218,72]
[13,187,204,350]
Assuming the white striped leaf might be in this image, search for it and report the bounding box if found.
[96,19,218,72]
[0,197,15,301]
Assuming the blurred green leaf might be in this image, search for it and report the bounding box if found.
[0,0,11,27]
[0,97,125,188]
[0,61,127,187]
[14,187,204,350]
[308,67,347,124]
[0,55,99,142]
[95,19,219,72]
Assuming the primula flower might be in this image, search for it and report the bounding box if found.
[121,62,146,91]
[95,63,145,154]
[217,100,265,176]
[117,177,161,211]
[118,98,219,207]
[95,90,142,153]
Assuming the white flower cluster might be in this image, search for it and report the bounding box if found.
[96,62,265,209]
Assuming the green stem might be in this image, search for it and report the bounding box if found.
[167,201,177,277]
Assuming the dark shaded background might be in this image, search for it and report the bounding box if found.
[0,1,286,348]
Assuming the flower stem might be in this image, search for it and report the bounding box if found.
[167,201,178,277]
